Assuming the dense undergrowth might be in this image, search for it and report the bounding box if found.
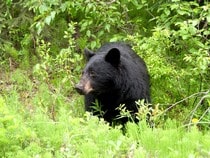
[0,0,210,157]
[0,70,209,157]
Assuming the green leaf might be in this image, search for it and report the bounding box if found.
[86,30,91,37]
[39,4,49,13]
[45,11,56,25]
[90,41,97,49]
[164,9,170,16]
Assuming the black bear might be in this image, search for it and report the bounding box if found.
[75,42,150,124]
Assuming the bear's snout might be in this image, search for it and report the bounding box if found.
[75,83,84,95]
[75,79,93,95]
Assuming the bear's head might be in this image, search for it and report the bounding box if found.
[75,47,122,95]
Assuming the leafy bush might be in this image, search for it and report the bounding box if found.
[126,0,210,125]
[0,90,210,157]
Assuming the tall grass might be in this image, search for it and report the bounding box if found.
[0,69,209,157]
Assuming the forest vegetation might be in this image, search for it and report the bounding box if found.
[0,0,209,157]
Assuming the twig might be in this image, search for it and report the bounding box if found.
[155,90,209,118]
[181,121,210,129]
[187,93,210,130]
[198,107,210,122]
[107,0,116,5]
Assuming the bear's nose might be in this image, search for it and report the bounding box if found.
[75,84,84,95]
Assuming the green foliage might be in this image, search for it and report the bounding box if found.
[0,0,157,68]
[0,89,210,157]
[32,22,83,92]
[157,0,210,76]
[126,0,210,123]
[126,121,210,158]
[0,94,34,156]
[0,0,210,156]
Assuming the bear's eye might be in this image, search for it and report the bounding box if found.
[89,70,96,78]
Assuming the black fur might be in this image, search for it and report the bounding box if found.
[75,42,150,124]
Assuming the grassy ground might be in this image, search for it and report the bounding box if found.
[0,69,210,158]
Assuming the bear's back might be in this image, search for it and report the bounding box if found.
[97,42,146,67]
[97,42,150,101]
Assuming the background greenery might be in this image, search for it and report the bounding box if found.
[0,0,209,157]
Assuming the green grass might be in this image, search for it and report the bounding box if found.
[0,69,209,158]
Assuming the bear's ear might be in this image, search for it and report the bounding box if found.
[84,48,95,61]
[105,48,120,66]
